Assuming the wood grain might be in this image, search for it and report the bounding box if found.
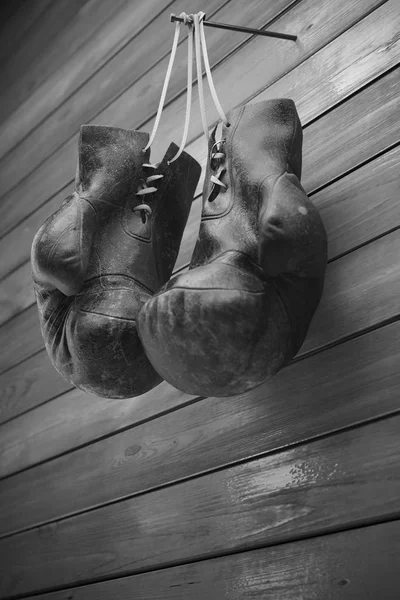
[0,0,385,239]
[0,0,295,199]
[1,318,400,534]
[0,1,398,597]
[20,520,400,600]
[1,413,400,596]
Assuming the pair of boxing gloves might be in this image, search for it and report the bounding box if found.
[31,99,327,399]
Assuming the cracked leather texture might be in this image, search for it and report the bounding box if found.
[137,99,328,397]
[31,125,201,398]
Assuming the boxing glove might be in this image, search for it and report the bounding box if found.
[137,99,327,397]
[31,125,201,398]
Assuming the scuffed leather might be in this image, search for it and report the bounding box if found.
[137,99,327,397]
[31,125,201,398]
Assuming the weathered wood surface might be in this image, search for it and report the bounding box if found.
[2,414,400,597]
[1,319,400,535]
[0,0,385,239]
[0,1,399,597]
[21,520,400,600]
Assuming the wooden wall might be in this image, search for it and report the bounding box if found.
[0,0,399,597]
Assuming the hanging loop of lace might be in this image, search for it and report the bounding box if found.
[143,17,182,152]
[195,12,230,142]
[168,16,195,163]
[143,12,230,162]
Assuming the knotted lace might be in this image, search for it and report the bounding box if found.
[208,138,227,202]
[133,165,164,222]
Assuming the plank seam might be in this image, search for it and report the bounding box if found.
[294,312,400,364]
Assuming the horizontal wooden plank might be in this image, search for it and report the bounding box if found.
[187,61,400,198]
[1,413,400,596]
[0,0,397,282]
[0,0,295,204]
[0,0,87,104]
[1,317,399,535]
[0,0,52,69]
[302,227,400,355]
[21,520,400,600]
[0,183,73,282]
[0,0,173,160]
[0,350,71,427]
[318,144,400,259]
[0,262,33,327]
[0,378,198,483]
[0,0,385,239]
[0,0,130,124]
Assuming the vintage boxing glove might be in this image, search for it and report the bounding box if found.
[31,125,201,398]
[137,99,327,397]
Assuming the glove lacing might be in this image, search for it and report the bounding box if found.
[133,11,230,221]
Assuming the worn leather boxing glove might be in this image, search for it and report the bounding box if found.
[137,99,327,397]
[31,125,201,398]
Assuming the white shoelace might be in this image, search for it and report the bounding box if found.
[144,12,230,164]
